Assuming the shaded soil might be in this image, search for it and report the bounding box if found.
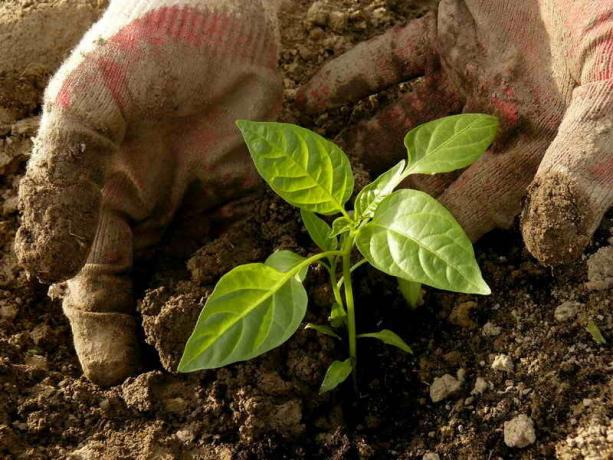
[1,1,611,459]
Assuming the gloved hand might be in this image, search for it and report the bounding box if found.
[298,0,612,265]
[15,0,282,386]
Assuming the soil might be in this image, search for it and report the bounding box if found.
[0,0,106,119]
[1,1,612,459]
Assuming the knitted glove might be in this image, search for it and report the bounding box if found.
[298,0,612,265]
[16,0,282,386]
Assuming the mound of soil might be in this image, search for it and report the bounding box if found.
[0,1,611,459]
[0,0,106,118]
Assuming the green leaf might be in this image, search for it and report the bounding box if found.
[305,323,341,340]
[329,302,347,328]
[301,209,338,251]
[397,278,423,309]
[178,263,307,371]
[356,189,491,295]
[265,250,308,282]
[354,160,406,219]
[404,114,498,175]
[358,329,413,353]
[329,216,353,238]
[586,320,606,345]
[237,120,354,214]
[320,358,352,394]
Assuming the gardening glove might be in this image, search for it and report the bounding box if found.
[298,0,613,266]
[15,0,283,386]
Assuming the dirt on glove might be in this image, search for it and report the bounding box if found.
[1,1,611,459]
[522,172,592,265]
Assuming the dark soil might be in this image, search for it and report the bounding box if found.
[1,1,611,459]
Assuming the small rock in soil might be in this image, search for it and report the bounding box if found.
[163,397,188,414]
[422,453,440,460]
[67,444,98,459]
[328,11,348,32]
[430,374,462,403]
[122,371,161,413]
[175,428,195,443]
[492,354,514,373]
[554,301,581,322]
[0,303,17,320]
[449,301,478,328]
[482,321,502,336]
[472,377,489,395]
[504,414,537,448]
[306,1,329,27]
[585,246,613,290]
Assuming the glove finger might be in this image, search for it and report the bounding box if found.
[297,12,437,114]
[437,136,550,242]
[62,210,139,386]
[522,84,613,265]
[15,48,126,282]
[338,75,463,173]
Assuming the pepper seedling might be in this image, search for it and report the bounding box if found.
[179,114,498,393]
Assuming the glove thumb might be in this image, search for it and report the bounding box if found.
[522,84,613,265]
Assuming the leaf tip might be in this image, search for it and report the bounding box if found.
[176,355,192,373]
[235,119,258,133]
[479,114,500,137]
[476,280,492,295]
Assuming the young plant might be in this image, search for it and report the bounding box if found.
[178,114,498,393]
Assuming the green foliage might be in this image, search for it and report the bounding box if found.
[358,329,412,353]
[179,264,307,372]
[265,250,308,281]
[300,209,337,251]
[328,302,347,328]
[236,120,354,215]
[586,320,606,345]
[329,216,353,238]
[354,160,406,219]
[305,323,341,340]
[320,359,352,393]
[178,264,307,371]
[404,114,499,175]
[356,190,490,294]
[397,279,423,309]
[181,115,497,394]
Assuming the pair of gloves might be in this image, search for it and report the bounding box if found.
[15,0,612,385]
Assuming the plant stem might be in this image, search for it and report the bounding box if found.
[329,259,344,310]
[294,250,343,275]
[336,258,367,289]
[342,235,358,392]
[340,208,353,221]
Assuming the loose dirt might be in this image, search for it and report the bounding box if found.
[1,1,611,459]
